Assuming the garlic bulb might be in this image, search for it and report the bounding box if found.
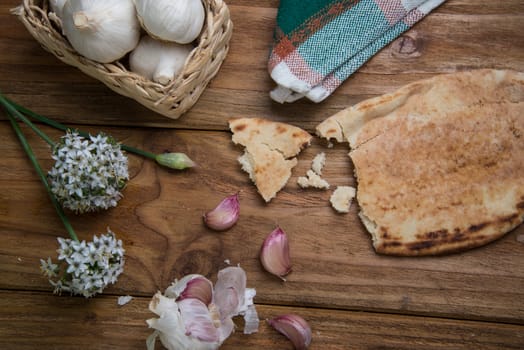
[61,0,140,63]
[49,0,67,18]
[129,36,193,85]
[146,266,259,350]
[133,0,205,44]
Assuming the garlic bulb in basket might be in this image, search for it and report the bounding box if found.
[49,0,66,18]
[129,36,193,85]
[133,0,205,44]
[61,0,140,63]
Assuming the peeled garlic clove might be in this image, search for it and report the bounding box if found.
[130,36,193,85]
[203,194,240,231]
[260,227,292,280]
[134,0,205,44]
[268,314,312,350]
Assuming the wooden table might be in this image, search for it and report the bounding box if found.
[1,1,523,349]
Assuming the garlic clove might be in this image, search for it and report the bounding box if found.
[177,276,214,306]
[213,266,246,319]
[165,274,213,306]
[267,314,312,350]
[203,194,240,231]
[147,292,221,350]
[178,298,221,343]
[260,227,292,281]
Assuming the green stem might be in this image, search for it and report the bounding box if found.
[0,94,55,147]
[5,109,79,242]
[5,96,157,160]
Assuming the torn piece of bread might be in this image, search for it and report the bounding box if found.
[317,69,524,256]
[297,170,330,189]
[229,117,312,202]
[330,186,356,213]
[311,152,326,175]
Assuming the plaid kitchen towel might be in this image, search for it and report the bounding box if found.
[268,0,446,103]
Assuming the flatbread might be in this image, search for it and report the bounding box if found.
[317,69,524,256]
[229,117,312,202]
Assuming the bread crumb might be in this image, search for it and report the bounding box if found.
[311,152,326,175]
[298,170,330,189]
[330,186,356,213]
[117,295,133,306]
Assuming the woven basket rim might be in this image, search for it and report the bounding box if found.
[15,0,233,119]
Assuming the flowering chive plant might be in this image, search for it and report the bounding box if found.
[48,131,129,213]
[0,92,194,297]
[40,230,125,297]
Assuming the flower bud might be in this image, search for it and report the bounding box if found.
[155,152,195,170]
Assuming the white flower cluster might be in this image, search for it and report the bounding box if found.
[48,131,129,213]
[40,230,125,298]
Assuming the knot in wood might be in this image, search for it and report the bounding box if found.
[391,31,423,58]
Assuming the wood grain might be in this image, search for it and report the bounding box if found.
[0,291,522,350]
[0,122,523,325]
[1,0,524,349]
[0,1,523,131]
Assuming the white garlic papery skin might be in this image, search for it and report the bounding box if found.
[133,0,205,44]
[49,0,67,18]
[61,0,140,63]
[129,36,193,85]
[146,267,259,350]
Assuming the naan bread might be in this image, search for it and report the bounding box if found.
[317,69,524,256]
[230,117,312,202]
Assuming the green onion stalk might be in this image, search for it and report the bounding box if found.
[0,93,196,170]
[2,100,78,241]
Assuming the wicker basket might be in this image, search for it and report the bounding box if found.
[13,0,233,120]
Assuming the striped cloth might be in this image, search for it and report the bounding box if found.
[268,0,446,103]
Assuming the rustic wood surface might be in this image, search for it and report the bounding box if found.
[1,0,523,349]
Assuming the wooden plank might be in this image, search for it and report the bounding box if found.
[0,290,522,350]
[0,1,523,131]
[0,122,523,323]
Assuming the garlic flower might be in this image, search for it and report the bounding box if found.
[130,35,193,85]
[48,131,129,214]
[40,229,125,298]
[61,0,140,63]
[147,266,259,350]
[134,0,205,44]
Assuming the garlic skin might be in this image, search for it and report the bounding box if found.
[203,193,240,231]
[268,314,312,350]
[133,0,205,44]
[146,266,259,350]
[61,0,140,63]
[129,36,193,85]
[260,227,292,281]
